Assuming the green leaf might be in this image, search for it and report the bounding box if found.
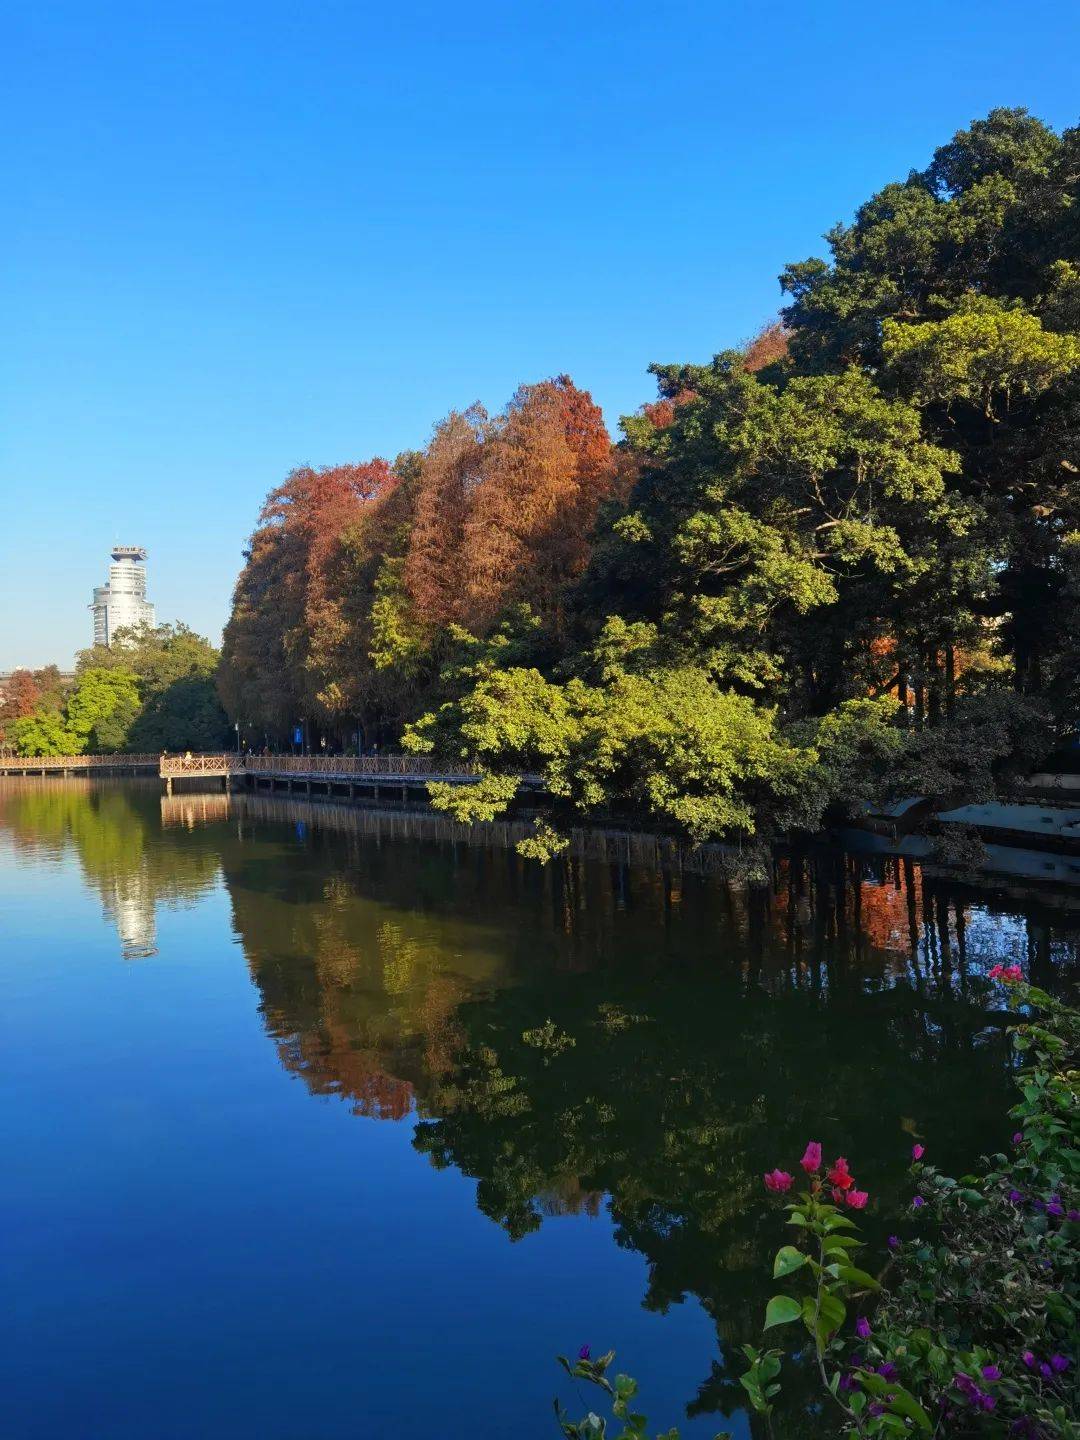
[817,1291,846,1340]
[773,1246,808,1278]
[857,1373,932,1432]
[823,1235,862,1253]
[836,1264,881,1291]
[763,1295,802,1329]
[823,1213,857,1231]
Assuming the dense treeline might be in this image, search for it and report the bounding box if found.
[220,109,1080,860]
[9,624,230,755]
[218,375,623,747]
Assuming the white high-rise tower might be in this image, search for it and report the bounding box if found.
[90,546,156,647]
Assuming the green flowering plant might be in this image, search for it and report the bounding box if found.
[550,977,1077,1437]
[746,975,1078,1436]
[552,1346,731,1440]
[747,1143,933,1435]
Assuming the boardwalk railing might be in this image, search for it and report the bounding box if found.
[2,750,524,787]
[244,754,476,778]
[160,753,245,776]
[0,753,159,772]
[156,752,478,779]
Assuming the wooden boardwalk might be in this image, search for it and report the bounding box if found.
[157,752,492,794]
[0,751,535,798]
[0,753,159,777]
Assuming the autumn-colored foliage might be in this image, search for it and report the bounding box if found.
[222,376,614,745]
[221,459,399,735]
[404,407,486,627]
[743,318,790,372]
[2,670,42,724]
[463,377,615,630]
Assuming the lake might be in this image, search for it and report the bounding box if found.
[2,779,1076,1438]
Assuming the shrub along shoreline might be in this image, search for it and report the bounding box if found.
[553,976,1079,1438]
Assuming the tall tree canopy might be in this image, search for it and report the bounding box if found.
[405,108,1078,857]
[222,379,614,746]
[218,109,1080,859]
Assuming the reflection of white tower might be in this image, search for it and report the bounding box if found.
[103,869,158,960]
[90,546,156,647]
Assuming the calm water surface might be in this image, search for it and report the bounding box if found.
[2,780,1078,1438]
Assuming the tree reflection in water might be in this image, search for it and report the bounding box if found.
[215,795,1079,1434]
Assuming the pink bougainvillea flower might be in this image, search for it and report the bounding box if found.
[763,1169,793,1193]
[800,1141,822,1174]
[988,964,1005,980]
[1004,965,1022,981]
[827,1157,854,1190]
[911,1143,925,1161]
[1012,1132,1024,1145]
[831,1186,846,1204]
[846,1189,869,1210]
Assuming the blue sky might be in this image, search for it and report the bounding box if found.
[3,0,1078,669]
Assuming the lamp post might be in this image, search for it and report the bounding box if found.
[235,720,241,755]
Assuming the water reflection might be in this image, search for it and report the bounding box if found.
[0,778,219,958]
[3,781,1079,1436]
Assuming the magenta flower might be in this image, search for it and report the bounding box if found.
[1050,1354,1070,1373]
[876,1363,897,1380]
[981,1365,1001,1382]
[955,1373,995,1410]
[846,1189,869,1210]
[855,1316,871,1339]
[827,1157,854,1191]
[1022,1350,1036,1369]
[911,1143,925,1161]
[988,963,1023,982]
[912,1195,925,1209]
[887,1234,900,1250]
[763,1168,793,1193]
[578,1344,591,1360]
[800,1140,822,1174]
[1012,1131,1023,1145]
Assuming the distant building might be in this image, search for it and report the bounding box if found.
[90,546,155,647]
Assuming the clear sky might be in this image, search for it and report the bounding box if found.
[3,0,1078,670]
